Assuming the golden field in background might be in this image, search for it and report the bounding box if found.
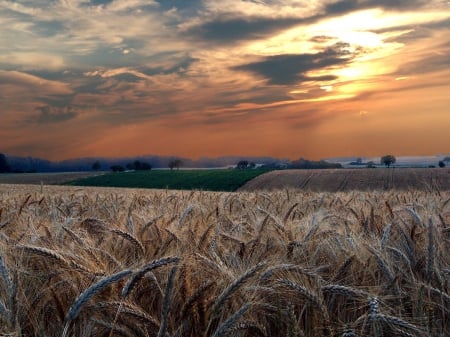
[239,168,450,192]
[0,184,449,336]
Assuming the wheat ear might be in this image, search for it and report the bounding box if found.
[108,229,145,255]
[181,280,215,318]
[211,303,249,337]
[62,269,132,337]
[279,279,328,317]
[17,244,69,265]
[321,284,368,299]
[367,245,395,284]
[211,262,265,315]
[121,256,180,299]
[230,321,266,337]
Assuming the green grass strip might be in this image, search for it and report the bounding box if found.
[64,169,271,192]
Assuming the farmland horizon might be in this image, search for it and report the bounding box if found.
[3,150,449,165]
[2,150,449,176]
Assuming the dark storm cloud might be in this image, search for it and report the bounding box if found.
[233,43,354,85]
[35,105,78,124]
[185,15,306,43]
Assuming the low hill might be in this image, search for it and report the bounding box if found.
[239,168,450,192]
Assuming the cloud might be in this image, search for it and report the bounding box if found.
[183,15,306,43]
[0,70,73,96]
[84,67,153,81]
[1,1,450,160]
[323,0,430,15]
[0,52,66,71]
[232,43,355,85]
[104,0,159,12]
[35,105,78,124]
[398,52,450,76]
[0,0,177,70]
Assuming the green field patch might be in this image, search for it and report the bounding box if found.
[65,169,271,191]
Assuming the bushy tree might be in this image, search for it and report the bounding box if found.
[0,153,10,173]
[381,155,396,168]
[438,161,445,168]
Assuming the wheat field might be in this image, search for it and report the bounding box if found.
[0,184,449,337]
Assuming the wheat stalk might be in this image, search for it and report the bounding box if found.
[426,217,435,282]
[157,265,178,337]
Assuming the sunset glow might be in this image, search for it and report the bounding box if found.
[1,0,449,160]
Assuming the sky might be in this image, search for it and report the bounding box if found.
[1,0,449,161]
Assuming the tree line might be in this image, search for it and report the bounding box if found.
[109,159,183,172]
[1,153,449,173]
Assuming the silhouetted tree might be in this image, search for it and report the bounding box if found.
[92,161,101,171]
[236,160,248,169]
[168,159,182,170]
[0,153,10,173]
[290,158,342,169]
[140,162,152,170]
[366,161,376,168]
[127,160,152,170]
[381,155,396,168]
[133,160,142,170]
[438,161,446,168]
[110,165,124,172]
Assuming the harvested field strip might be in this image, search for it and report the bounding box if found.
[0,172,105,185]
[0,184,449,336]
[239,168,450,192]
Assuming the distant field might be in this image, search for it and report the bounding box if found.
[239,167,450,192]
[0,171,105,185]
[64,168,270,191]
